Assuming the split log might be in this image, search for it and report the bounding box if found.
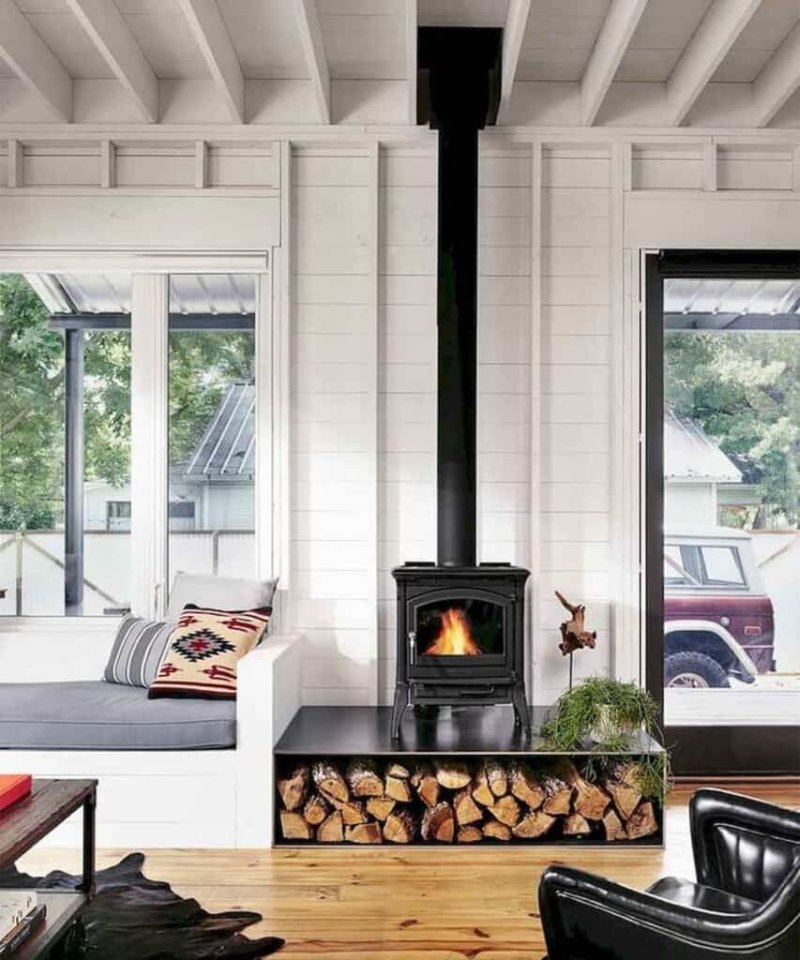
[435,761,472,791]
[280,810,313,841]
[488,794,522,827]
[457,825,483,843]
[486,759,508,797]
[411,763,440,808]
[387,762,410,780]
[472,765,496,807]
[553,760,609,822]
[366,796,396,822]
[607,763,643,821]
[330,798,368,825]
[346,822,383,844]
[483,820,512,841]
[421,802,455,842]
[317,810,344,843]
[313,761,349,803]
[540,770,573,816]
[512,810,555,839]
[626,801,658,840]
[277,765,309,812]
[346,759,384,798]
[386,773,413,803]
[383,809,416,844]
[453,788,483,826]
[563,813,591,837]
[509,762,545,810]
[303,793,329,827]
[603,809,628,842]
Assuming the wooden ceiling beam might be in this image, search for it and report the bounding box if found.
[66,0,158,123]
[176,0,244,124]
[752,21,800,127]
[499,0,532,121]
[0,0,71,122]
[580,0,648,126]
[666,0,762,126]
[293,0,330,124]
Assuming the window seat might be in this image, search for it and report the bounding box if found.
[0,631,303,848]
[0,681,236,750]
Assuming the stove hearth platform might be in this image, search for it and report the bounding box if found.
[273,705,665,847]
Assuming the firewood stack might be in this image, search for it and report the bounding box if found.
[277,757,660,844]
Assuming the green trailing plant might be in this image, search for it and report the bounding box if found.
[541,677,671,802]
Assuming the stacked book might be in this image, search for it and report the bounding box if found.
[0,893,46,957]
[0,776,31,815]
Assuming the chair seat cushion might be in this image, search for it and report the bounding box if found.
[648,876,761,915]
[0,682,235,750]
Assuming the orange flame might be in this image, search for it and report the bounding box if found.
[425,608,481,656]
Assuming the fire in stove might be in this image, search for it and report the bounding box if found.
[424,608,481,656]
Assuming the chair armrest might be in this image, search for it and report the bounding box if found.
[235,633,304,847]
[539,865,759,960]
[691,789,800,897]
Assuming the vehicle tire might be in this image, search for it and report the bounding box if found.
[665,651,730,689]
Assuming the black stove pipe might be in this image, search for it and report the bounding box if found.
[419,28,501,567]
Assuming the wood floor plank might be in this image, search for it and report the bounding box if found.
[17,782,800,959]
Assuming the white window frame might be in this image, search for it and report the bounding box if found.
[0,250,283,630]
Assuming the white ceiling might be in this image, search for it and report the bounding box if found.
[5,0,800,126]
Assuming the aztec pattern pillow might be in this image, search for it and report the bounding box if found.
[148,605,271,700]
[104,615,174,688]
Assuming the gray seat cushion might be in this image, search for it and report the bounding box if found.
[0,682,236,750]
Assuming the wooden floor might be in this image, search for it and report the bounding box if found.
[19,782,800,960]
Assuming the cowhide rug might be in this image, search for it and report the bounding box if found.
[0,852,284,959]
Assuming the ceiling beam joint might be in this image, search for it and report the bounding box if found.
[293,0,331,124]
[66,0,158,123]
[176,0,244,124]
[666,0,762,127]
[499,0,532,121]
[581,0,649,126]
[0,0,71,122]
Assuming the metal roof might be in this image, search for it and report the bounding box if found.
[665,409,742,484]
[181,381,255,482]
[665,278,800,327]
[26,273,256,317]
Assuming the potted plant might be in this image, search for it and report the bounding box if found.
[541,676,669,802]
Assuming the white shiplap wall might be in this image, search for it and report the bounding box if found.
[537,146,613,703]
[290,146,378,705]
[377,146,438,705]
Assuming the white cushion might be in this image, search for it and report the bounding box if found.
[166,572,278,620]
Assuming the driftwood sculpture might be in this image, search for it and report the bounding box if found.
[555,591,597,656]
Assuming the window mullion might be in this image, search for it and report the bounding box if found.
[131,274,169,618]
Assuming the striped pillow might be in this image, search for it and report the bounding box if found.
[104,615,174,688]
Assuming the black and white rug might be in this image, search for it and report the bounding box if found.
[0,852,284,959]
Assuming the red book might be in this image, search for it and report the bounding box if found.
[0,775,32,814]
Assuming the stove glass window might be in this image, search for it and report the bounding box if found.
[415,598,504,656]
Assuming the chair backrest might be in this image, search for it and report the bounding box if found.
[691,789,800,904]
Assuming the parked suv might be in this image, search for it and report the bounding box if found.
[664,528,775,688]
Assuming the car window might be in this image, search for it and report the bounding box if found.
[664,544,695,586]
[699,545,746,587]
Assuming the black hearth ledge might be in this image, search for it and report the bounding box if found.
[275,705,663,758]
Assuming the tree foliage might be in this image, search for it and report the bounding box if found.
[0,274,253,531]
[666,330,800,527]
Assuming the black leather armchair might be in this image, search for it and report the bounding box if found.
[539,788,800,960]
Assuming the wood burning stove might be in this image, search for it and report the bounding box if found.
[391,563,530,738]
[391,27,531,740]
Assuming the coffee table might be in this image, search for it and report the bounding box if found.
[0,779,97,958]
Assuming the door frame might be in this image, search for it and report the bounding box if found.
[645,249,800,776]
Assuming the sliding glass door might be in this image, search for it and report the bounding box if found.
[646,251,800,775]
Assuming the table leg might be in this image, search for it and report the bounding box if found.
[80,789,96,897]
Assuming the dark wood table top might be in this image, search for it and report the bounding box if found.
[0,779,96,870]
